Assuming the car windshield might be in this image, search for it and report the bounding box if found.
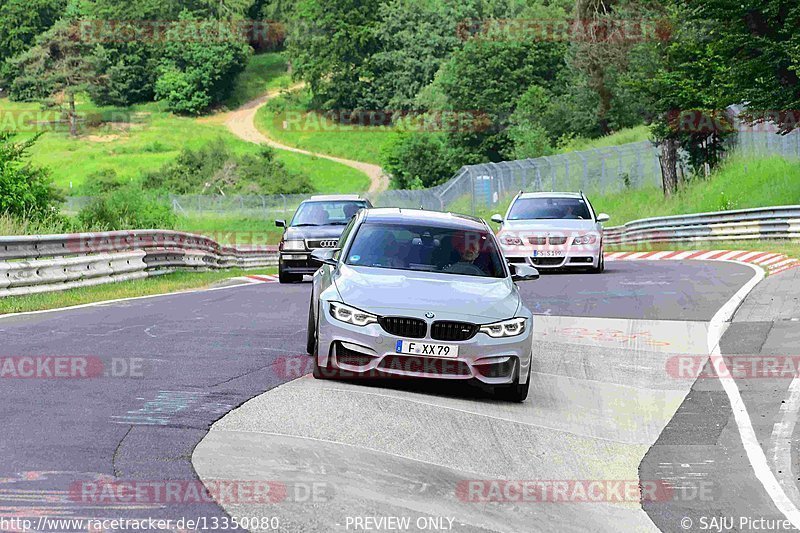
[508,198,592,220]
[345,223,506,278]
[291,201,367,226]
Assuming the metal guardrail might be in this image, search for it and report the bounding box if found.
[0,230,278,297]
[604,205,800,245]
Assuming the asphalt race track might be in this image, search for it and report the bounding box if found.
[0,260,780,532]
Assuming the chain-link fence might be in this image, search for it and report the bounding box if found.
[62,127,799,219]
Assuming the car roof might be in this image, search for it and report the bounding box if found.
[517,191,584,200]
[306,194,367,202]
[363,208,488,230]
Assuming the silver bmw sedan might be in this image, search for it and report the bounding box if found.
[306,208,539,402]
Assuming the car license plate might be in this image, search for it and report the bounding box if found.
[396,340,458,358]
[533,250,565,257]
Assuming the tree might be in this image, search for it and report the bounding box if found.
[0,0,66,83]
[0,132,61,220]
[287,0,382,110]
[432,38,565,162]
[154,13,252,114]
[682,0,800,134]
[640,4,734,195]
[8,19,95,136]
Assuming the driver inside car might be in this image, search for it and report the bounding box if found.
[444,232,486,276]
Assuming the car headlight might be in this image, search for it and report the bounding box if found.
[329,302,378,327]
[499,234,523,246]
[480,317,527,338]
[573,234,598,245]
[282,240,306,251]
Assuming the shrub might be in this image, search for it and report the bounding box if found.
[381,132,459,189]
[78,185,176,230]
[143,139,314,195]
[154,14,252,115]
[0,131,61,219]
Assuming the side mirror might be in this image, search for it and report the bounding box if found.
[491,214,504,224]
[310,248,339,267]
[510,263,539,282]
[596,213,610,223]
[275,219,286,228]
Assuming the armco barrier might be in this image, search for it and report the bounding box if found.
[0,230,278,298]
[604,205,800,245]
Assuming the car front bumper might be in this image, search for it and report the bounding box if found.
[279,254,319,275]
[317,307,533,385]
[500,243,602,270]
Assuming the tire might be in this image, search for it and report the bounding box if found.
[279,267,302,284]
[590,252,605,274]
[495,358,531,403]
[306,299,316,355]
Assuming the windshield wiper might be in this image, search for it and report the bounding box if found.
[328,222,349,226]
[292,223,320,227]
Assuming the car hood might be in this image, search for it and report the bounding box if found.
[284,225,347,241]
[502,219,598,232]
[334,265,520,322]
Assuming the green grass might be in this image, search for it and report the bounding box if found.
[557,126,651,153]
[224,52,292,109]
[254,89,394,164]
[175,215,284,244]
[591,155,800,225]
[0,267,277,315]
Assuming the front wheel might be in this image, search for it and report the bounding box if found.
[495,358,531,403]
[306,299,317,355]
[589,252,605,274]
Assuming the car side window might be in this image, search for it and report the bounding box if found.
[333,218,357,261]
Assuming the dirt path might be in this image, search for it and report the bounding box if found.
[220,84,389,195]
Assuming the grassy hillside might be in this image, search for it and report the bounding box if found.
[0,53,367,196]
[254,89,394,165]
[592,155,800,224]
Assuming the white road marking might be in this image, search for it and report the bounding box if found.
[0,280,265,321]
[770,376,800,507]
[706,263,800,529]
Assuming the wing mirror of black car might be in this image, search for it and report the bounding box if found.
[510,263,539,282]
[310,248,339,266]
[275,219,286,228]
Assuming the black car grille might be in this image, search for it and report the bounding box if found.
[336,344,373,366]
[531,257,564,266]
[379,355,471,376]
[431,321,479,342]
[548,236,567,245]
[306,239,339,249]
[379,317,427,338]
[474,359,516,378]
